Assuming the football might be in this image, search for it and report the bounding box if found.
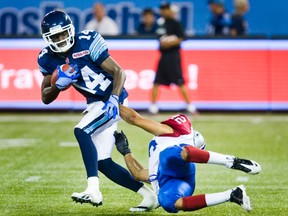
[51,64,74,90]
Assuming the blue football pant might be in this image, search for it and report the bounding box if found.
[157,145,196,213]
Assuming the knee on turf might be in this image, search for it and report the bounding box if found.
[158,191,180,213]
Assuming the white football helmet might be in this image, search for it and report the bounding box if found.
[41,10,75,53]
[193,129,206,150]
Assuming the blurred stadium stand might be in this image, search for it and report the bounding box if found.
[0,0,287,37]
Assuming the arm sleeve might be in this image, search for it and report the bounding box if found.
[37,48,55,76]
[88,32,110,65]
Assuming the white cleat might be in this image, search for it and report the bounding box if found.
[129,206,151,212]
[148,104,159,115]
[229,157,261,174]
[71,190,103,207]
[230,185,252,212]
[129,187,159,212]
[129,202,159,212]
[187,104,197,114]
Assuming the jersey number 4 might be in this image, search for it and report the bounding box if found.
[75,65,111,94]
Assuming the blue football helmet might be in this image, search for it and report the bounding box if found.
[41,10,75,53]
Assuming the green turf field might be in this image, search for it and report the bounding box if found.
[0,112,287,215]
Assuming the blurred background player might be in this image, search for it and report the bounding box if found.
[149,3,196,114]
[230,0,249,36]
[85,2,119,36]
[207,0,231,36]
[136,8,158,35]
[38,10,157,211]
[114,105,261,213]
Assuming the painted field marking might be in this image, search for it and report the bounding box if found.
[236,176,249,182]
[59,142,78,147]
[0,138,38,148]
[25,176,41,182]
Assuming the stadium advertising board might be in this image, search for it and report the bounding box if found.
[0,39,287,110]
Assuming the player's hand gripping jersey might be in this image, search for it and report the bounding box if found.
[38,30,128,104]
[148,114,195,194]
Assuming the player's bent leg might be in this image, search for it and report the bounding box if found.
[72,102,116,207]
[158,179,194,213]
[183,146,261,174]
[181,185,252,212]
[74,128,98,177]
[72,128,103,206]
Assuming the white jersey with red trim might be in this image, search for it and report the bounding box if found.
[148,114,195,194]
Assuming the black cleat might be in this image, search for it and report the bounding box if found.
[230,157,261,174]
[230,185,252,211]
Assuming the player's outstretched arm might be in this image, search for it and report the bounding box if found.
[41,75,60,104]
[124,154,149,182]
[114,131,149,182]
[119,105,173,136]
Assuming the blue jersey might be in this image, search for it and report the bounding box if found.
[38,30,128,104]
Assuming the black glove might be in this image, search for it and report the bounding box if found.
[114,130,131,156]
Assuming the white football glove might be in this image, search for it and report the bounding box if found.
[102,95,119,119]
[55,64,80,90]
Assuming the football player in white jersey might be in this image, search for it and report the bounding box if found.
[114,105,261,213]
[38,10,157,211]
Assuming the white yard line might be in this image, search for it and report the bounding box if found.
[25,176,41,182]
[59,142,78,147]
[236,176,249,182]
[0,138,38,148]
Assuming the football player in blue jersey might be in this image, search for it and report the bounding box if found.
[114,105,261,213]
[38,10,157,211]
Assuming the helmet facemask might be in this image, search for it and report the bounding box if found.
[42,23,75,53]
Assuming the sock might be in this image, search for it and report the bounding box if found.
[74,128,98,177]
[184,146,210,163]
[182,194,207,211]
[184,146,234,167]
[182,190,231,211]
[207,151,234,167]
[85,176,99,193]
[205,190,231,206]
[136,184,157,207]
[98,158,143,192]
